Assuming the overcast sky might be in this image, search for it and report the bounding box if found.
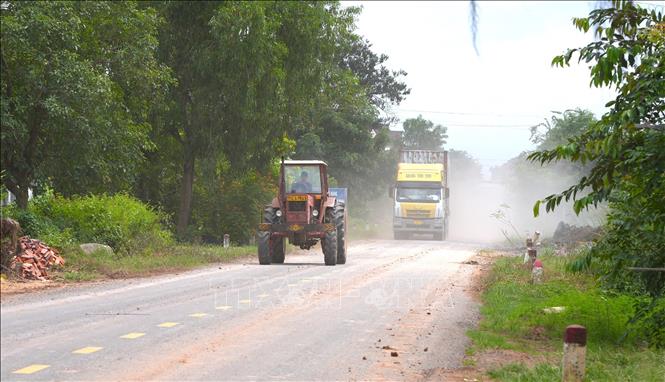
[345,1,662,174]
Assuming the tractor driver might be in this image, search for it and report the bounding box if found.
[291,171,312,193]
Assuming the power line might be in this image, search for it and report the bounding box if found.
[397,108,545,118]
[444,123,535,129]
[393,122,538,129]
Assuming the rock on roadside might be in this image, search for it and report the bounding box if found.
[79,243,114,256]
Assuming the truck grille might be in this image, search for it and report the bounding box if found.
[405,209,433,218]
[288,201,306,212]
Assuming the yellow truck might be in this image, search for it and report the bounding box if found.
[390,150,449,240]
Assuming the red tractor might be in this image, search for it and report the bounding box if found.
[257,160,347,265]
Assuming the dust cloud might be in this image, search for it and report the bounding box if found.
[447,160,605,246]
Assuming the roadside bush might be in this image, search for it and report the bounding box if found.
[1,199,76,248]
[2,192,172,255]
[191,169,276,244]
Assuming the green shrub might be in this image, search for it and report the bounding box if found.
[2,192,172,255]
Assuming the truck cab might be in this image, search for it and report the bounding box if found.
[391,151,449,240]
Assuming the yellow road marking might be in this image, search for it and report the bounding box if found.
[72,346,103,354]
[257,293,269,298]
[189,313,208,318]
[120,332,145,339]
[215,305,232,310]
[239,299,251,304]
[13,364,50,374]
[157,322,179,328]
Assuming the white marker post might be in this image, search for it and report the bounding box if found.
[562,325,587,382]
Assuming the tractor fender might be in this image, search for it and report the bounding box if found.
[323,196,337,209]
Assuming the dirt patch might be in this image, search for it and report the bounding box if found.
[0,277,65,297]
[464,249,509,302]
[422,249,549,381]
[424,367,484,381]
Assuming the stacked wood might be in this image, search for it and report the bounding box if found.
[10,237,65,280]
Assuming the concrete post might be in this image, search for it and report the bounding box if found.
[532,259,543,284]
[223,234,230,248]
[562,325,587,382]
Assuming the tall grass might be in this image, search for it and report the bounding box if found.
[468,250,665,381]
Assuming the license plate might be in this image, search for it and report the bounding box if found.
[413,220,423,225]
[287,195,308,201]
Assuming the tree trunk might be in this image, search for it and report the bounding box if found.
[3,175,29,210]
[176,148,195,239]
[15,187,29,210]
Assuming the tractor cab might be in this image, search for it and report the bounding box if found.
[257,159,347,266]
[281,161,327,226]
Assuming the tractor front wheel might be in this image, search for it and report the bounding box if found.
[257,231,271,265]
[264,206,285,263]
[323,208,338,266]
[258,205,285,265]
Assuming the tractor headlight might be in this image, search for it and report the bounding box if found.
[312,209,319,217]
[276,210,282,217]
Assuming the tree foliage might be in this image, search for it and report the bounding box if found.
[146,1,359,237]
[401,115,448,150]
[1,1,412,244]
[1,1,171,208]
[527,1,664,344]
[292,27,410,215]
[529,1,664,216]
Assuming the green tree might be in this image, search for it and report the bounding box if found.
[292,30,410,214]
[402,115,448,150]
[530,109,597,150]
[147,2,358,238]
[1,2,170,208]
[530,1,664,216]
[528,1,664,342]
[339,38,410,113]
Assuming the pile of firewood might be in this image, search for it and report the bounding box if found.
[10,237,65,280]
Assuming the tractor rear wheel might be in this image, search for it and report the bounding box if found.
[323,208,337,266]
[334,201,347,264]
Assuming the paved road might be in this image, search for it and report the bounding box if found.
[1,239,481,381]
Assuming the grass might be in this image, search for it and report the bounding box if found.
[54,244,255,282]
[468,250,665,381]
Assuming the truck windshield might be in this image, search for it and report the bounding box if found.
[396,188,440,203]
[285,165,322,193]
